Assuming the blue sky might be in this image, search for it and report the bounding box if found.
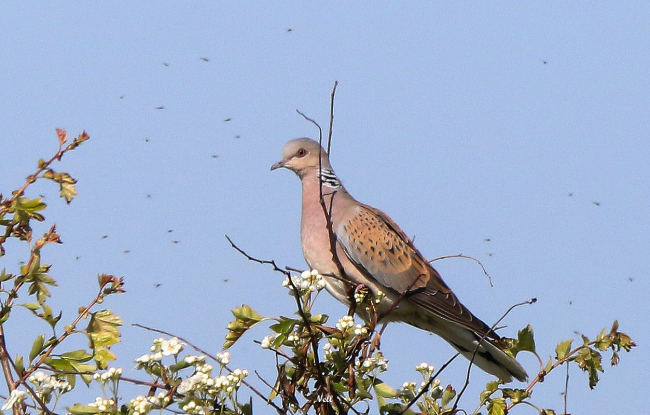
[1,3,648,413]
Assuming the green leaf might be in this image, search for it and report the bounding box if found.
[70,361,97,385]
[48,358,75,372]
[86,310,122,369]
[309,313,328,324]
[441,385,456,407]
[87,310,122,343]
[224,305,266,350]
[15,355,25,377]
[29,334,46,362]
[544,357,553,373]
[514,325,536,354]
[12,197,47,224]
[67,404,101,415]
[501,388,529,403]
[237,400,253,415]
[60,181,77,204]
[170,359,192,373]
[487,397,506,415]
[22,302,40,311]
[0,269,13,282]
[480,380,500,403]
[575,347,603,389]
[373,380,398,398]
[269,317,297,334]
[354,377,373,399]
[0,306,11,324]
[232,304,263,324]
[61,349,93,362]
[555,339,573,360]
[92,348,116,372]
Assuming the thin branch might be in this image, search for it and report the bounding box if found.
[376,273,427,322]
[0,326,19,415]
[400,353,460,414]
[225,235,291,278]
[225,236,349,413]
[15,286,108,388]
[0,327,15,392]
[295,110,323,143]
[253,370,276,395]
[132,324,215,358]
[18,377,58,415]
[0,142,64,216]
[451,298,537,413]
[563,361,569,415]
[326,81,338,155]
[429,254,493,287]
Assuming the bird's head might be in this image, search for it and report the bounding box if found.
[270,138,332,177]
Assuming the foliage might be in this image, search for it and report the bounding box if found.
[0,130,636,415]
[223,269,635,415]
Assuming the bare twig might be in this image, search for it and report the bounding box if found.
[376,273,427,322]
[132,324,214,358]
[0,326,19,415]
[295,110,323,142]
[451,298,537,413]
[225,235,291,278]
[400,353,460,414]
[326,81,338,155]
[429,253,493,287]
[253,370,276,394]
[564,361,569,415]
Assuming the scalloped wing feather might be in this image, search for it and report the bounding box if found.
[337,204,497,339]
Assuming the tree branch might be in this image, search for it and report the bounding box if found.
[429,253,493,287]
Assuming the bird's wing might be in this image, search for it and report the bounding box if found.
[337,204,497,338]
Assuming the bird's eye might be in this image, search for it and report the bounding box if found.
[296,148,307,158]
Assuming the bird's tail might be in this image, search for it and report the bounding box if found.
[449,331,528,383]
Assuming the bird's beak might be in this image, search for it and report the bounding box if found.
[270,159,286,171]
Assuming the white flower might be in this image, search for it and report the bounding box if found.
[354,324,368,336]
[195,363,212,376]
[177,379,193,395]
[161,337,184,356]
[88,397,115,412]
[129,395,153,415]
[336,316,355,331]
[261,334,277,349]
[2,389,26,410]
[135,354,150,364]
[184,355,206,365]
[216,352,230,365]
[416,362,435,375]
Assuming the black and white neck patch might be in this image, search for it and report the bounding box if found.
[319,168,341,189]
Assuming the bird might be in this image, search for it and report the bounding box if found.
[271,137,527,383]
